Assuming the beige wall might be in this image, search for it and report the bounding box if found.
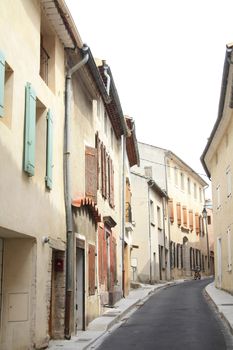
[0,1,66,348]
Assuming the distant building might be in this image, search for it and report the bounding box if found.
[132,142,209,282]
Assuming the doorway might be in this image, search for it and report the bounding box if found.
[76,247,85,330]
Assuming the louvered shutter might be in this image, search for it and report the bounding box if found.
[182,206,187,227]
[45,109,53,189]
[189,210,193,231]
[168,199,174,223]
[195,213,200,234]
[88,244,96,295]
[0,52,5,117]
[85,146,97,203]
[103,230,107,284]
[103,147,107,198]
[110,159,114,207]
[95,132,100,190]
[110,234,115,291]
[98,225,104,285]
[176,202,181,226]
[24,83,36,176]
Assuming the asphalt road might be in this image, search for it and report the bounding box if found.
[96,279,232,350]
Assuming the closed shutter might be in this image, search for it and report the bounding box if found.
[101,143,105,197]
[103,230,107,285]
[110,234,115,291]
[85,146,97,203]
[168,199,174,223]
[88,244,96,295]
[182,206,187,227]
[189,210,193,231]
[195,213,200,234]
[103,147,107,198]
[109,158,114,208]
[98,225,104,284]
[24,83,36,176]
[95,132,100,190]
[176,202,181,226]
[45,109,53,189]
[0,51,5,117]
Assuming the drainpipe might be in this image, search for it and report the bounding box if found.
[164,153,171,280]
[147,181,152,284]
[64,44,89,339]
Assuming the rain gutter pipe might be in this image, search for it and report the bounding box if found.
[64,44,89,339]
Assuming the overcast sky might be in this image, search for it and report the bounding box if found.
[65,0,233,185]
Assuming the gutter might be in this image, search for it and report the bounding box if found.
[200,44,233,178]
[64,44,89,339]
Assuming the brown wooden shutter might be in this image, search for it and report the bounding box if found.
[95,132,100,191]
[189,210,193,231]
[101,144,107,198]
[103,229,107,284]
[182,206,187,227]
[103,147,107,198]
[195,213,200,234]
[176,202,181,226]
[109,158,114,208]
[110,234,115,291]
[88,244,96,295]
[98,225,104,285]
[168,199,174,223]
[85,146,97,203]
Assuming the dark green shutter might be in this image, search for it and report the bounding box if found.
[0,51,5,117]
[45,109,53,189]
[24,83,36,176]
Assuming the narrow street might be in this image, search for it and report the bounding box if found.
[96,279,232,350]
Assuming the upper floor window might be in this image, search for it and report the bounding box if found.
[157,206,162,229]
[226,166,232,198]
[194,183,197,199]
[150,200,155,225]
[187,177,191,194]
[180,172,184,191]
[174,167,178,186]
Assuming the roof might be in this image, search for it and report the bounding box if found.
[41,0,126,139]
[125,117,140,167]
[200,44,233,178]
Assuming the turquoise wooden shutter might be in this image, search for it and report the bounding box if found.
[46,109,53,189]
[0,51,5,117]
[24,83,36,176]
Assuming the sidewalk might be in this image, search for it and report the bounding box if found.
[205,282,233,333]
[48,280,184,350]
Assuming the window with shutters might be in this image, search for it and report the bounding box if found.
[180,172,184,191]
[85,146,97,203]
[194,183,197,199]
[108,157,114,208]
[187,177,191,194]
[176,202,181,226]
[88,244,96,295]
[150,200,155,225]
[168,198,174,223]
[182,206,187,227]
[95,133,100,190]
[189,209,193,231]
[98,225,104,285]
[40,14,56,91]
[0,51,13,127]
[195,213,200,235]
[174,167,178,186]
[101,144,107,198]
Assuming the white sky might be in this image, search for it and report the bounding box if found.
[65,0,233,185]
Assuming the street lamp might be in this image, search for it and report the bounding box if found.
[202,207,210,272]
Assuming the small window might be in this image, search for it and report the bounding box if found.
[180,172,184,190]
[187,177,191,194]
[194,183,197,199]
[174,167,178,186]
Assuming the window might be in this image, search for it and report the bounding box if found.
[176,202,181,226]
[104,111,108,135]
[0,51,13,126]
[226,166,232,198]
[85,146,98,203]
[207,215,211,225]
[88,244,96,295]
[227,227,232,272]
[182,206,187,227]
[24,83,36,176]
[168,199,174,223]
[180,172,184,190]
[150,200,155,225]
[187,177,191,194]
[195,213,200,235]
[40,14,56,91]
[174,167,178,186]
[108,156,114,208]
[194,183,197,199]
[189,210,193,231]
[157,206,162,229]
[216,185,221,209]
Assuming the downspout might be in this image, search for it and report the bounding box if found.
[64,44,89,339]
[121,134,126,297]
[147,181,152,284]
